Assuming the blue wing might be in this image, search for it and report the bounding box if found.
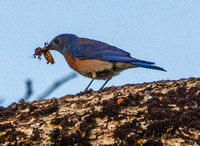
[69,39,166,71]
[69,40,154,63]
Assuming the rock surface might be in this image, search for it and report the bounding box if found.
[0,77,200,145]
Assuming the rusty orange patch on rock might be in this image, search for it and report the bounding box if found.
[117,98,124,105]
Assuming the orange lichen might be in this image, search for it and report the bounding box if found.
[138,139,143,145]
[76,127,80,131]
[144,110,149,114]
[60,95,74,99]
[102,116,108,121]
[0,132,5,136]
[138,130,143,133]
[117,98,124,105]
[48,122,61,129]
[52,124,61,129]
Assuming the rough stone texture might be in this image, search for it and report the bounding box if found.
[0,77,200,145]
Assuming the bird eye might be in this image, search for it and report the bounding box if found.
[54,39,59,44]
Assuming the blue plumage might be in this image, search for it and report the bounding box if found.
[131,62,166,71]
[69,40,130,59]
[69,39,165,71]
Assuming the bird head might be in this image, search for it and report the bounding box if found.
[46,33,78,56]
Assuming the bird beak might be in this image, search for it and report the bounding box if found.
[46,43,54,50]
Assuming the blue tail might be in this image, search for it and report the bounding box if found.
[131,62,166,71]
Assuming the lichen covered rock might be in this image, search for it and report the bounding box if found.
[0,78,200,145]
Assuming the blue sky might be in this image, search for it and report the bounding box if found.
[0,1,200,106]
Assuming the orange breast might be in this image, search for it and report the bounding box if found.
[65,48,82,72]
[65,49,109,74]
[64,38,113,78]
[65,38,92,72]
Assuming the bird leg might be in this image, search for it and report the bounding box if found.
[85,79,94,91]
[100,79,110,90]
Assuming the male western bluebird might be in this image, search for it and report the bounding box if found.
[46,33,166,91]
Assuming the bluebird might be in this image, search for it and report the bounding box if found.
[46,33,166,91]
